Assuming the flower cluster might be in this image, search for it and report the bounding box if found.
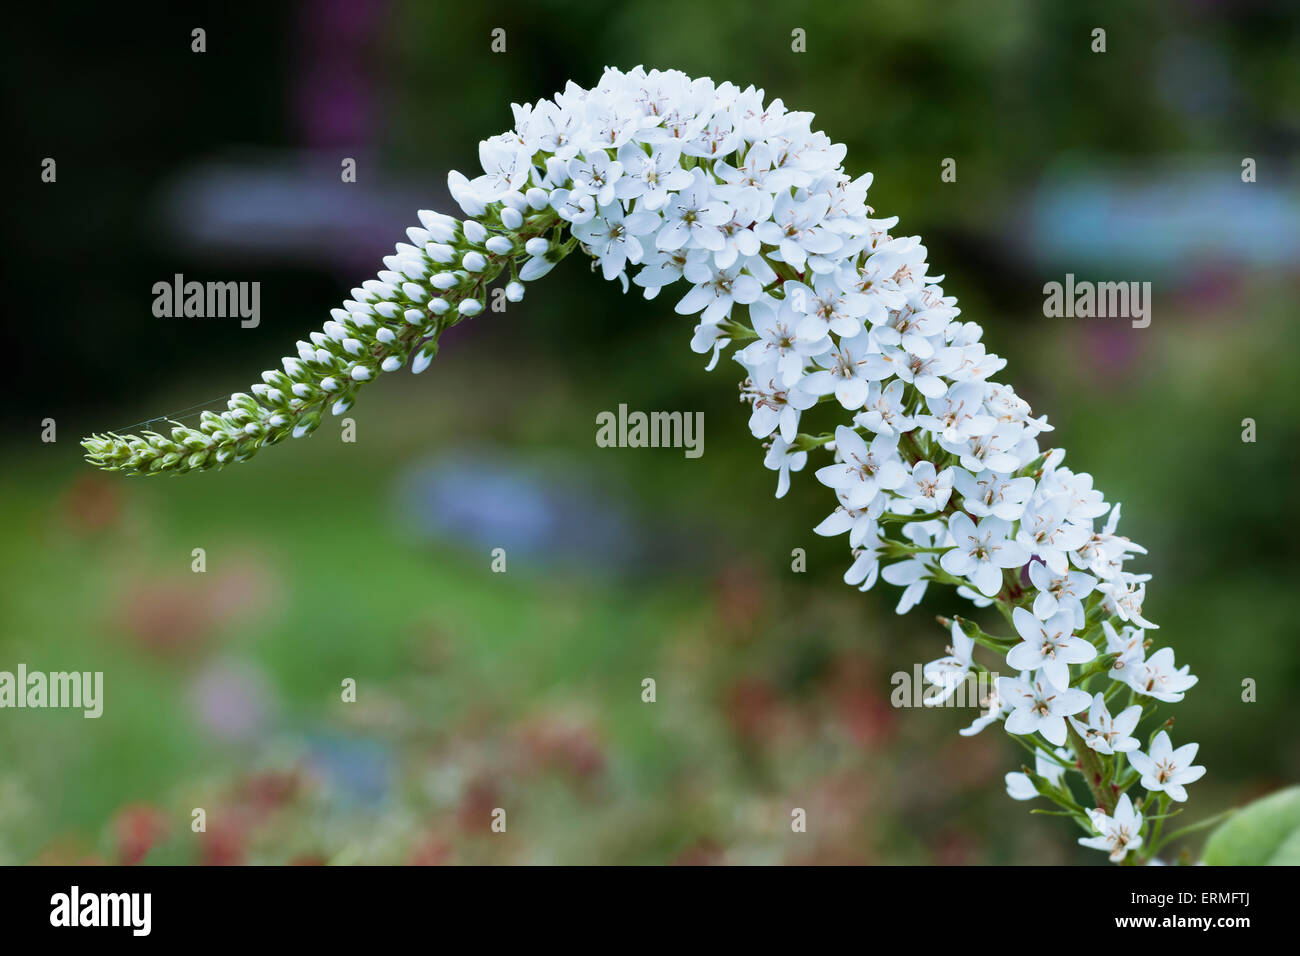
[82,67,1200,862]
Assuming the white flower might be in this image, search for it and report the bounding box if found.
[1004,771,1038,801]
[940,513,1030,597]
[1016,496,1091,574]
[712,189,769,269]
[885,346,961,399]
[1069,693,1142,755]
[690,320,730,370]
[960,676,1011,736]
[998,672,1091,746]
[952,469,1033,521]
[739,297,828,387]
[844,542,884,591]
[572,203,659,280]
[472,135,532,199]
[879,523,944,613]
[1074,502,1148,578]
[1006,607,1097,689]
[786,276,870,340]
[1124,647,1197,702]
[1099,574,1159,629]
[614,142,693,210]
[567,150,623,206]
[854,241,925,321]
[881,554,932,614]
[633,247,695,299]
[447,169,489,216]
[674,260,763,323]
[683,108,742,159]
[872,301,950,357]
[898,460,954,512]
[1052,470,1110,525]
[915,383,996,444]
[939,421,1023,473]
[714,146,797,202]
[1006,748,1069,800]
[519,254,557,281]
[549,187,597,224]
[1128,731,1206,802]
[1103,620,1146,679]
[957,585,995,609]
[763,436,807,499]
[531,99,584,159]
[1079,793,1144,862]
[853,379,914,436]
[813,489,883,549]
[738,361,817,443]
[986,382,1052,436]
[949,341,1007,382]
[1028,562,1097,628]
[802,330,892,409]
[655,167,729,251]
[814,427,907,509]
[922,619,974,705]
[753,191,842,272]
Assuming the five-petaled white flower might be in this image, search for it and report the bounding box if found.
[815,427,907,509]
[1079,793,1144,862]
[940,513,1029,597]
[854,379,914,437]
[998,672,1091,746]
[1016,496,1091,574]
[1124,647,1197,702]
[1028,562,1097,629]
[953,469,1034,521]
[1006,607,1097,689]
[754,191,842,272]
[568,150,624,206]
[802,330,892,410]
[739,296,828,386]
[656,167,729,251]
[1069,693,1143,755]
[614,143,693,210]
[572,203,659,280]
[898,460,954,512]
[1127,731,1206,802]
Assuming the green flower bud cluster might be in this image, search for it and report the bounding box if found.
[83,204,564,475]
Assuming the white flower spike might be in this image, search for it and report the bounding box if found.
[82,67,1192,864]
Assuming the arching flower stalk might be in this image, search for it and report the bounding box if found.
[83,67,1200,863]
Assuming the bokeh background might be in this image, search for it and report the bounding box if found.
[2,0,1298,864]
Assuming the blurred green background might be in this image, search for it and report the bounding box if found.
[2,0,1298,864]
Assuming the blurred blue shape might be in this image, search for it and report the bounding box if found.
[393,448,648,573]
[305,733,394,810]
[153,149,446,272]
[1024,162,1300,274]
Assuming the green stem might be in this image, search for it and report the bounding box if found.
[1066,723,1113,815]
[1148,807,1237,858]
